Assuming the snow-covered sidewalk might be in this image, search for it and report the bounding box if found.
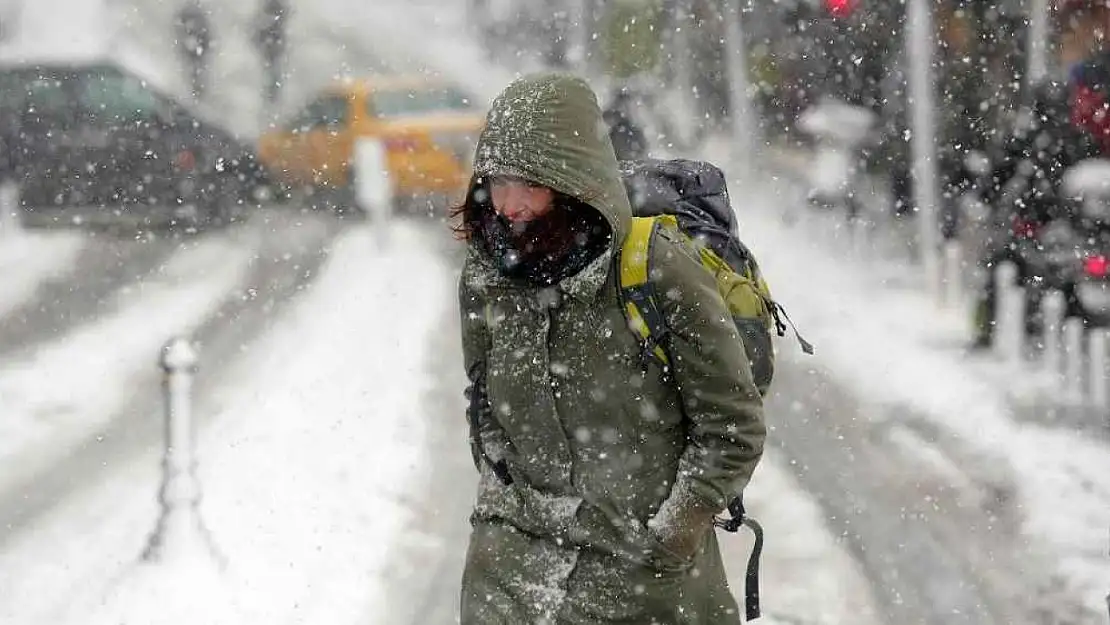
[725,138,1110,619]
[0,221,454,624]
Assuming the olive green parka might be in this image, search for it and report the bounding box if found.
[459,72,766,625]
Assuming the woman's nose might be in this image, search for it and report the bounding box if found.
[493,185,537,222]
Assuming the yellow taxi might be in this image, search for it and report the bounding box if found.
[257,75,484,211]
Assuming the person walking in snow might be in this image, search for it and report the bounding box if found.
[175,0,211,99]
[454,72,766,624]
[255,0,287,105]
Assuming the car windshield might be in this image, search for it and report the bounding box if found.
[78,70,164,124]
[16,66,165,128]
[371,86,472,118]
[289,94,348,130]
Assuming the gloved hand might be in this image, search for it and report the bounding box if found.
[646,485,719,563]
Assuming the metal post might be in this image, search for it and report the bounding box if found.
[143,336,221,567]
[1027,0,1050,85]
[1063,317,1085,404]
[1088,328,1109,408]
[906,0,942,301]
[1041,289,1067,387]
[942,239,964,309]
[723,0,754,173]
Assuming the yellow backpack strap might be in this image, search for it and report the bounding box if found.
[618,215,677,371]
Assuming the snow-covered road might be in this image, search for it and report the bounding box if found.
[0,209,345,540]
[0,219,453,624]
[2,0,1105,623]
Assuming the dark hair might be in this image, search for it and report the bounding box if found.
[448,175,485,241]
[448,175,594,242]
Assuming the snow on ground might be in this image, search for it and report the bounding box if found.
[0,229,259,495]
[0,221,453,625]
[349,2,887,623]
[720,139,1110,616]
[0,228,85,321]
[724,449,883,625]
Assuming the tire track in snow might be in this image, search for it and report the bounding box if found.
[0,229,181,358]
[0,208,347,544]
[767,350,1022,625]
[0,231,86,323]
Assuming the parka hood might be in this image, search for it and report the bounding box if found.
[472,72,632,248]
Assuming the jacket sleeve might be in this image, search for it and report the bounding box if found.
[459,270,512,467]
[647,232,767,527]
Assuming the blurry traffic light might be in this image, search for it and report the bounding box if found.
[824,0,857,18]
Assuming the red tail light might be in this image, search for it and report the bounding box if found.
[825,0,857,18]
[1084,254,1109,278]
[175,149,197,171]
[1012,217,1040,239]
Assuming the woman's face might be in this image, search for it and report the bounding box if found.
[490,177,555,223]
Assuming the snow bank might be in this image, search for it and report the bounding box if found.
[731,143,1110,616]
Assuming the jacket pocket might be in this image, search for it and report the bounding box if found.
[627,521,697,574]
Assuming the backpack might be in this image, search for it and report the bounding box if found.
[617,158,812,395]
[617,158,813,621]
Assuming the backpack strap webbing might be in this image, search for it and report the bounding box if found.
[713,495,764,620]
[618,215,678,372]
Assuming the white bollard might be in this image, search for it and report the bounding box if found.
[143,337,221,567]
[993,262,1023,363]
[353,137,394,232]
[1040,290,1067,388]
[941,239,964,309]
[1087,328,1110,408]
[1063,317,1086,404]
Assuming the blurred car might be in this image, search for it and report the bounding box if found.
[257,75,483,215]
[0,59,276,231]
